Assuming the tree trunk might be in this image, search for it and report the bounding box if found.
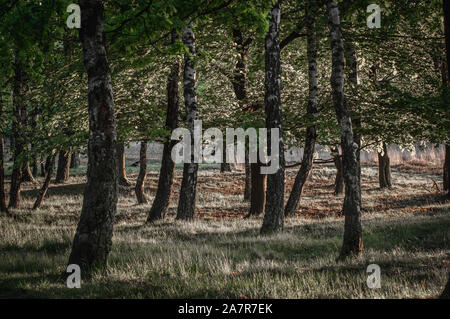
[33,155,55,210]
[71,152,80,169]
[32,161,38,177]
[378,142,391,189]
[284,0,318,218]
[333,146,344,195]
[244,146,251,201]
[117,143,131,186]
[344,41,362,187]
[135,141,148,204]
[444,145,450,192]
[68,0,118,271]
[55,150,71,183]
[261,0,285,235]
[0,95,7,213]
[176,25,199,221]
[9,55,27,209]
[147,52,181,222]
[246,161,266,217]
[444,0,450,196]
[327,1,363,259]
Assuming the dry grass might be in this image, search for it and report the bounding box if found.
[0,163,449,298]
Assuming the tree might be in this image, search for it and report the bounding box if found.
[8,55,27,208]
[261,0,285,235]
[176,25,200,220]
[147,50,182,222]
[284,0,318,218]
[116,142,131,186]
[68,0,118,271]
[135,141,148,204]
[55,150,71,183]
[33,154,55,210]
[326,1,363,259]
[444,0,450,197]
[0,93,7,214]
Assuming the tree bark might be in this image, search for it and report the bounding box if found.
[0,95,7,213]
[147,53,181,222]
[244,146,251,201]
[378,142,392,189]
[68,0,118,271]
[344,41,362,185]
[327,1,363,259]
[444,145,450,191]
[246,161,266,217]
[332,146,344,195]
[135,141,148,204]
[116,142,131,186]
[284,0,318,218]
[55,150,71,183]
[33,155,55,210]
[261,0,285,235]
[9,55,27,209]
[176,25,199,221]
[444,0,450,196]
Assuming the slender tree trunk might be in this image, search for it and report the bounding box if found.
[33,155,55,210]
[117,143,131,186]
[68,0,118,271]
[327,1,363,259]
[40,159,46,177]
[71,152,80,169]
[444,145,450,191]
[246,161,266,217]
[0,95,7,213]
[147,52,181,222]
[333,146,344,195]
[176,25,199,221]
[231,28,252,200]
[284,0,318,217]
[9,55,27,209]
[135,141,148,204]
[444,0,450,196]
[261,0,285,235]
[378,142,392,189]
[344,41,362,189]
[244,146,251,201]
[55,150,71,183]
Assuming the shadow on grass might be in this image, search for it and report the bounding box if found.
[20,183,86,199]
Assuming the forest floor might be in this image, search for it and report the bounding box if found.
[0,162,449,298]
